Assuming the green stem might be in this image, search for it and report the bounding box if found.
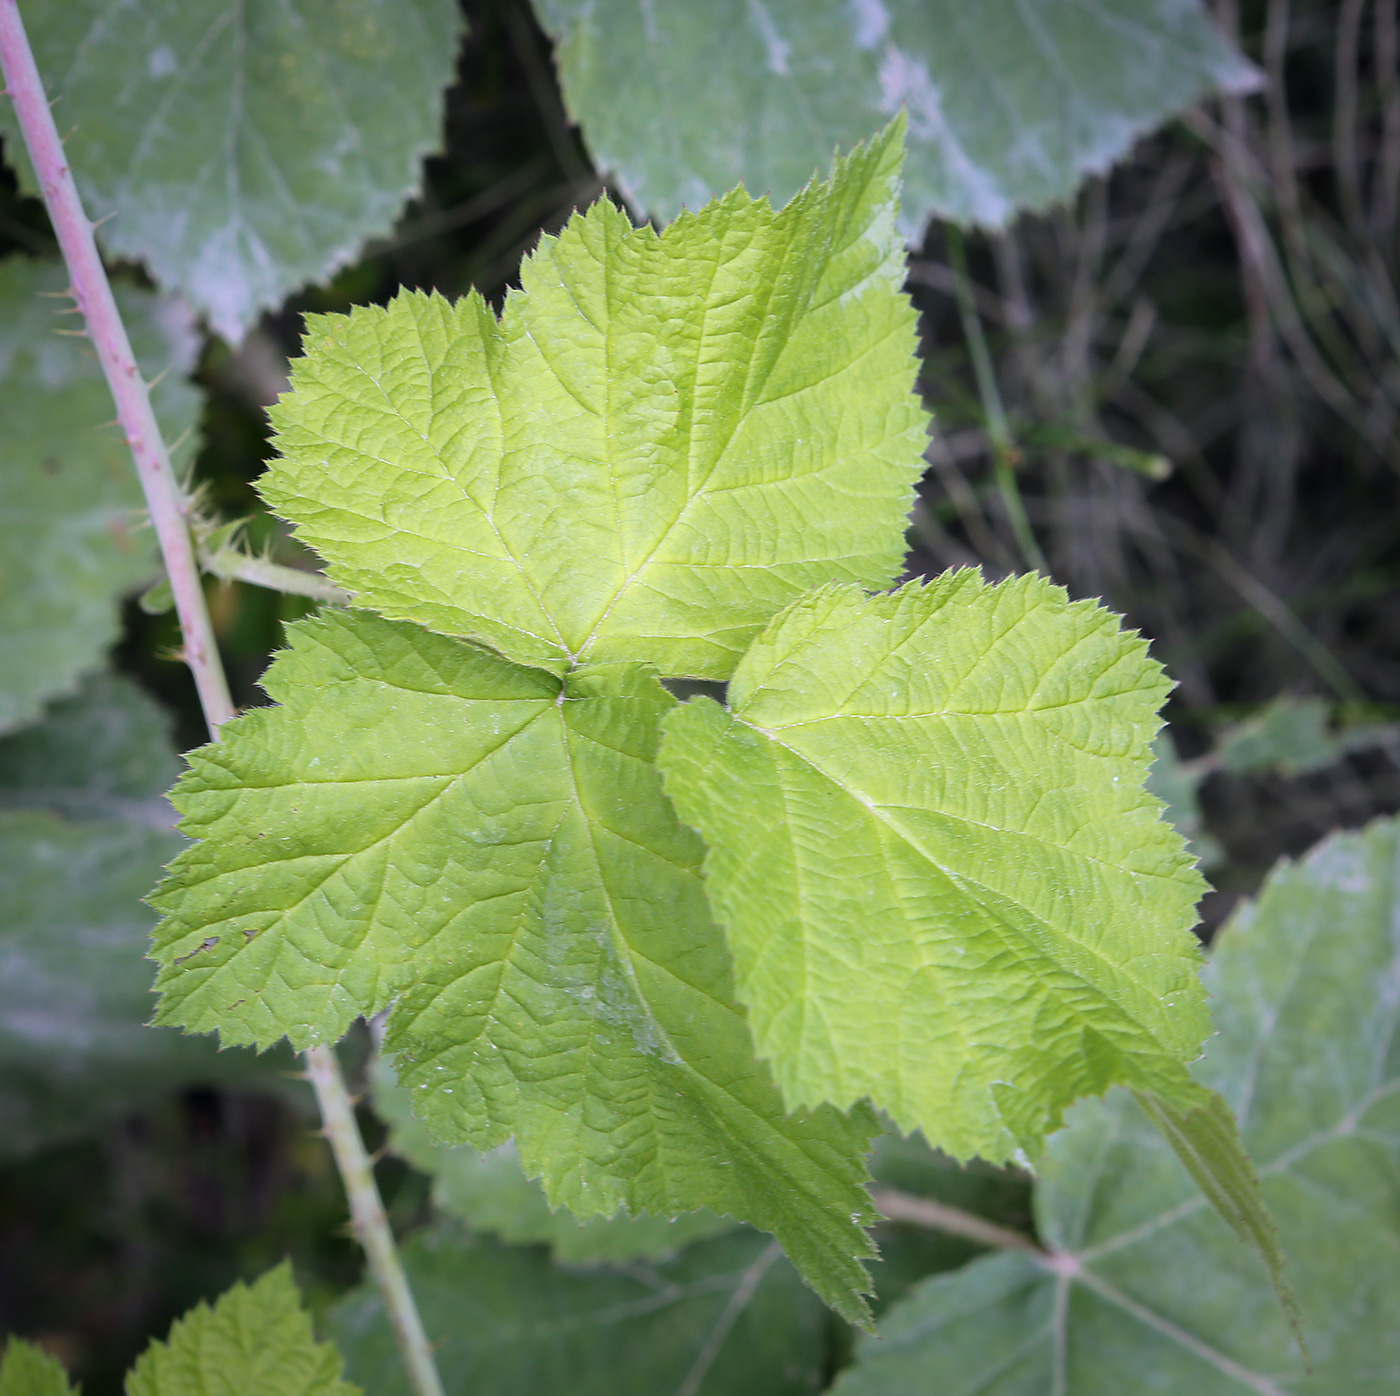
[198,544,352,604]
[305,1045,445,1396]
[944,225,1047,573]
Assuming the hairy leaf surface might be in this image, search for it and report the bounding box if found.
[0,674,281,1160]
[151,609,878,1319]
[659,574,1211,1159]
[0,2,462,343]
[372,1057,733,1262]
[126,1264,358,1396]
[533,0,1254,230]
[261,124,925,679]
[833,816,1400,1394]
[330,1223,828,1396]
[0,259,198,734]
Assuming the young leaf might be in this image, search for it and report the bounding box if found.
[533,0,1255,230]
[0,674,284,1160]
[0,1340,77,1396]
[0,258,199,734]
[261,122,925,679]
[659,573,1210,1161]
[833,815,1400,1394]
[329,1223,829,1396]
[151,609,879,1321]
[371,1057,733,1263]
[125,1263,358,1396]
[0,1,463,344]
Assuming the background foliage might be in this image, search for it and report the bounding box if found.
[0,0,1397,1392]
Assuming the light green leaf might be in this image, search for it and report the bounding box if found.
[151,609,879,1321]
[126,1263,358,1396]
[533,0,1255,230]
[329,1222,829,1396]
[0,1340,77,1396]
[659,573,1210,1162]
[1217,695,1395,778]
[0,1,463,343]
[0,257,199,734]
[833,814,1400,1394]
[371,1056,734,1263]
[0,673,283,1159]
[261,123,925,679]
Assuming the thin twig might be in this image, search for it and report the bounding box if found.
[305,1046,446,1396]
[0,3,234,733]
[0,8,443,1393]
[198,544,352,604]
[944,225,1047,573]
[872,1187,1046,1256]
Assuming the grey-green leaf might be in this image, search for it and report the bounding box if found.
[533,0,1255,230]
[372,1056,734,1263]
[0,258,199,734]
[0,674,283,1159]
[328,1223,829,1396]
[150,608,879,1322]
[0,1,463,342]
[833,814,1400,1394]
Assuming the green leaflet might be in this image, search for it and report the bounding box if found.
[0,674,283,1160]
[125,1264,359,1396]
[0,1,462,343]
[533,0,1254,230]
[659,575,1290,1306]
[329,1222,829,1396]
[0,1341,76,1396]
[151,609,879,1322]
[371,1057,734,1263]
[0,258,199,734]
[832,815,1400,1394]
[261,122,925,680]
[659,574,1211,1158]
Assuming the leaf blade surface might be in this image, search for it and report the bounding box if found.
[0,1,463,341]
[534,0,1254,230]
[261,125,926,678]
[151,609,879,1319]
[659,574,1211,1161]
[833,815,1400,1394]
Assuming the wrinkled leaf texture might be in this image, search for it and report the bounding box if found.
[833,816,1400,1394]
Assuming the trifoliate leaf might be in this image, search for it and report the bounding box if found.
[151,609,879,1321]
[261,122,925,679]
[0,258,199,734]
[371,1056,734,1263]
[329,1222,829,1396]
[0,673,283,1159]
[0,1340,77,1396]
[0,1,462,344]
[125,1263,358,1396]
[533,0,1255,230]
[832,814,1400,1394]
[659,573,1211,1162]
